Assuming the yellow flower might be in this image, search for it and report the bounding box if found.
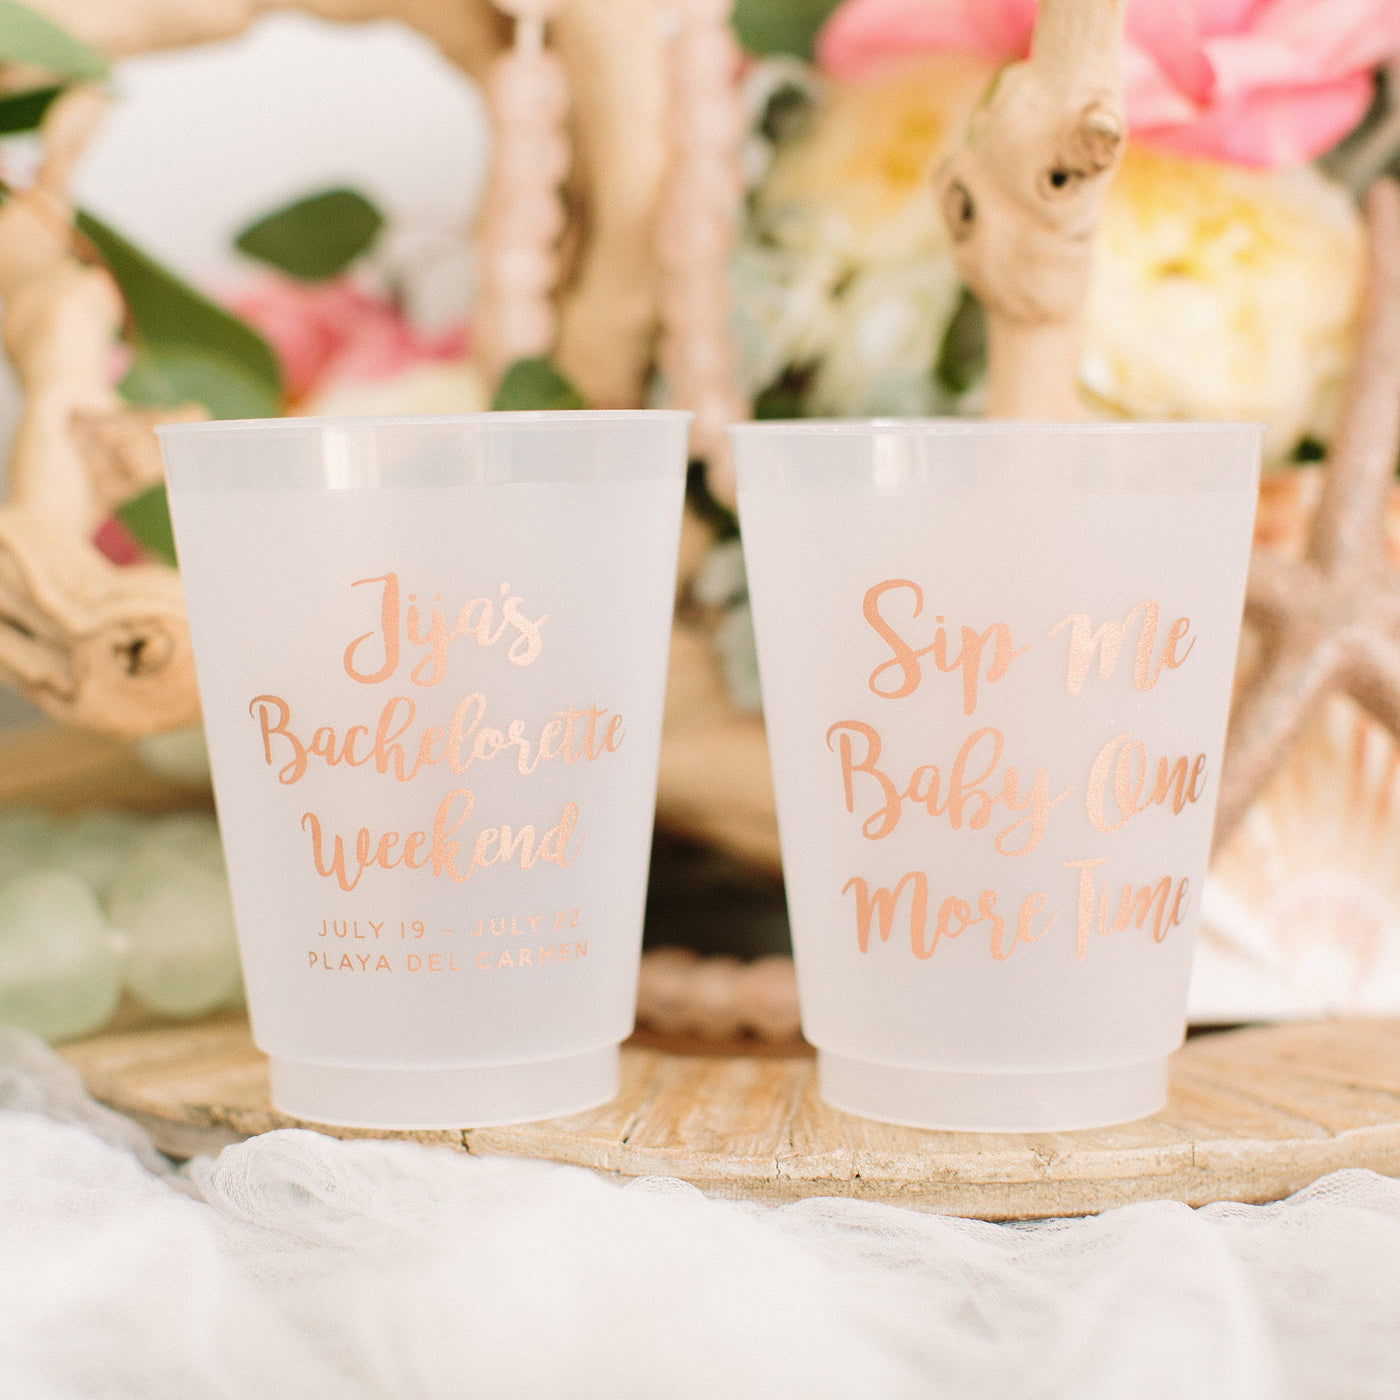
[740,62,1364,452]
[1085,148,1364,458]
[301,358,488,418]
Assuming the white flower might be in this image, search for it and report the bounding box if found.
[1085,149,1364,459]
[734,56,986,415]
[731,241,846,397]
[714,602,763,714]
[691,537,748,609]
[692,539,762,714]
[806,257,962,417]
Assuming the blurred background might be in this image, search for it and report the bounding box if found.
[0,11,487,727]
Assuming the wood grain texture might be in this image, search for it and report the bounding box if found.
[0,724,212,813]
[59,1015,1400,1219]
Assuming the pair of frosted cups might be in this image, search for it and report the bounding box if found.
[160,413,1260,1132]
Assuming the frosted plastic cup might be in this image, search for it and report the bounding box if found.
[158,411,689,1128]
[732,421,1261,1131]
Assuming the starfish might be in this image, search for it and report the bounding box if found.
[1215,178,1400,851]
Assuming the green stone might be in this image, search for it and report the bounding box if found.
[0,807,58,886]
[48,810,142,899]
[107,848,241,1017]
[0,870,122,1041]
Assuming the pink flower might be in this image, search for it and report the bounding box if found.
[92,515,145,567]
[229,275,467,404]
[816,0,1400,167]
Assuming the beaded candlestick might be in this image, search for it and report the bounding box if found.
[474,0,570,383]
[656,0,750,505]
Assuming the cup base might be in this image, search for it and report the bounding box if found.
[816,1050,1169,1132]
[269,1044,620,1130]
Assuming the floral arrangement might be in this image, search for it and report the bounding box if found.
[731,0,1400,462]
[817,0,1400,166]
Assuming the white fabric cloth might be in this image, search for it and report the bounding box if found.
[1,1029,1398,1399]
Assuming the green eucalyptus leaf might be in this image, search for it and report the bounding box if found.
[0,2,107,79]
[753,365,813,420]
[733,0,841,60]
[491,357,585,412]
[120,343,279,421]
[758,81,816,145]
[115,484,176,568]
[935,287,988,396]
[0,84,62,135]
[686,460,739,541]
[77,210,282,415]
[235,187,385,281]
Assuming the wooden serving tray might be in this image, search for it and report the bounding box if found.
[0,724,213,813]
[60,1014,1400,1219]
[13,726,1400,1216]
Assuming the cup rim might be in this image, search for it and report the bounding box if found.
[728,418,1266,437]
[156,409,694,438]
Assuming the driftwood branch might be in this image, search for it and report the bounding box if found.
[1308,179,1400,575]
[0,90,201,737]
[71,404,204,517]
[0,510,199,735]
[551,0,668,406]
[1215,180,1400,849]
[0,3,673,737]
[0,89,122,528]
[935,0,1126,418]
